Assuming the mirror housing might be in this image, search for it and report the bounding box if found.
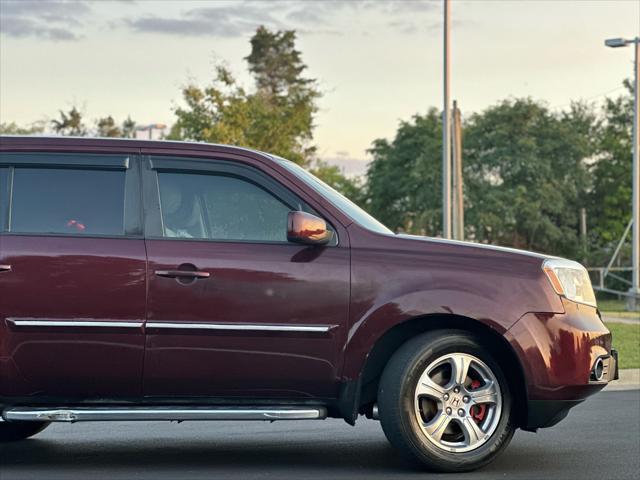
[287,211,333,246]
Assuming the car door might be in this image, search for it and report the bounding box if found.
[0,152,146,399]
[142,155,350,399]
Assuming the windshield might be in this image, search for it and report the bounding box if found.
[274,157,393,235]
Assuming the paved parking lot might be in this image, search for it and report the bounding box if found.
[1,390,638,480]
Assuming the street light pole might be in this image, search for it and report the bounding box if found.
[605,36,640,310]
[442,0,452,239]
[633,38,639,309]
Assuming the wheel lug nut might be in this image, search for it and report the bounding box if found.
[443,394,449,401]
[458,409,465,417]
[453,387,460,393]
[445,407,452,415]
[463,396,470,403]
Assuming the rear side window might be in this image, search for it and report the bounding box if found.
[10,168,126,236]
[157,172,291,242]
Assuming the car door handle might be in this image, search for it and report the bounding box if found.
[155,270,210,279]
[0,264,11,273]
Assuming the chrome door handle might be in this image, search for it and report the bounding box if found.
[0,265,11,273]
[155,270,210,279]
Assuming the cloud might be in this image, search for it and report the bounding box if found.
[125,17,236,37]
[119,0,441,38]
[0,0,91,17]
[0,16,81,41]
[124,3,285,38]
[0,0,92,41]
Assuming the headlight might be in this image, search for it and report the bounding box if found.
[542,258,597,307]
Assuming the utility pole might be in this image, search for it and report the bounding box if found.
[580,207,587,249]
[442,0,452,239]
[605,36,639,310]
[452,100,464,240]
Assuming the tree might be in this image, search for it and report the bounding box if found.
[463,99,594,257]
[589,81,634,258]
[310,160,365,205]
[0,121,45,135]
[246,26,311,97]
[96,115,122,137]
[51,107,86,136]
[169,26,320,166]
[122,116,136,138]
[366,109,442,234]
[365,99,597,259]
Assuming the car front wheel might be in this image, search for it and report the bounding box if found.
[377,330,515,472]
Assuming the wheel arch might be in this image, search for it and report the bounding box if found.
[351,314,528,428]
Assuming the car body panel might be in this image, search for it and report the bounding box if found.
[143,239,350,398]
[0,235,146,397]
[342,225,565,380]
[506,299,612,401]
[0,137,616,429]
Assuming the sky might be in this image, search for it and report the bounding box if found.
[0,0,639,175]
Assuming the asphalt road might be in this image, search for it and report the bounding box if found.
[1,390,638,480]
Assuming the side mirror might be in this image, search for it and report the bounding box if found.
[287,211,333,246]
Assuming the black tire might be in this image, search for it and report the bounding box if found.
[0,421,50,442]
[377,330,515,472]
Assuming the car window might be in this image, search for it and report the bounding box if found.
[10,168,126,236]
[157,172,292,242]
[273,156,393,235]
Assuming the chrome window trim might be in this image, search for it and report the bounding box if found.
[146,322,332,333]
[7,319,143,328]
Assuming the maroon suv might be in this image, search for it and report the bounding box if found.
[0,136,618,472]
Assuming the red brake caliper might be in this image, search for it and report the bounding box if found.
[469,380,487,423]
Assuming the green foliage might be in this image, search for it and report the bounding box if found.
[365,89,633,263]
[51,106,86,136]
[463,98,595,257]
[246,26,311,97]
[170,26,320,167]
[0,121,45,135]
[310,160,365,205]
[121,116,136,138]
[96,115,122,138]
[95,115,138,138]
[605,322,640,369]
[588,80,634,264]
[366,109,442,234]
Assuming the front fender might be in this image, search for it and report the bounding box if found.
[341,288,518,380]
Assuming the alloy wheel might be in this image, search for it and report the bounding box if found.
[413,352,502,453]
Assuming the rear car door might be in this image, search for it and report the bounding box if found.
[0,152,146,399]
[142,155,350,399]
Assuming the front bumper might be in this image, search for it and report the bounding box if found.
[506,299,617,429]
[524,350,618,429]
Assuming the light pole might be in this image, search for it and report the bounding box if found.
[442,0,452,239]
[605,36,640,310]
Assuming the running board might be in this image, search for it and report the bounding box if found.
[1,406,327,423]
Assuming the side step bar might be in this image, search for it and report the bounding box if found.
[2,406,327,423]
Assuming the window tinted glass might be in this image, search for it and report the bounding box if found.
[158,172,291,242]
[274,157,393,235]
[11,168,126,235]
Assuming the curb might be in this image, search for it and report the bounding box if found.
[604,368,640,391]
[603,315,640,325]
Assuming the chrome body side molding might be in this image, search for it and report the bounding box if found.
[145,322,333,333]
[5,319,332,334]
[2,406,328,422]
[6,318,144,329]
